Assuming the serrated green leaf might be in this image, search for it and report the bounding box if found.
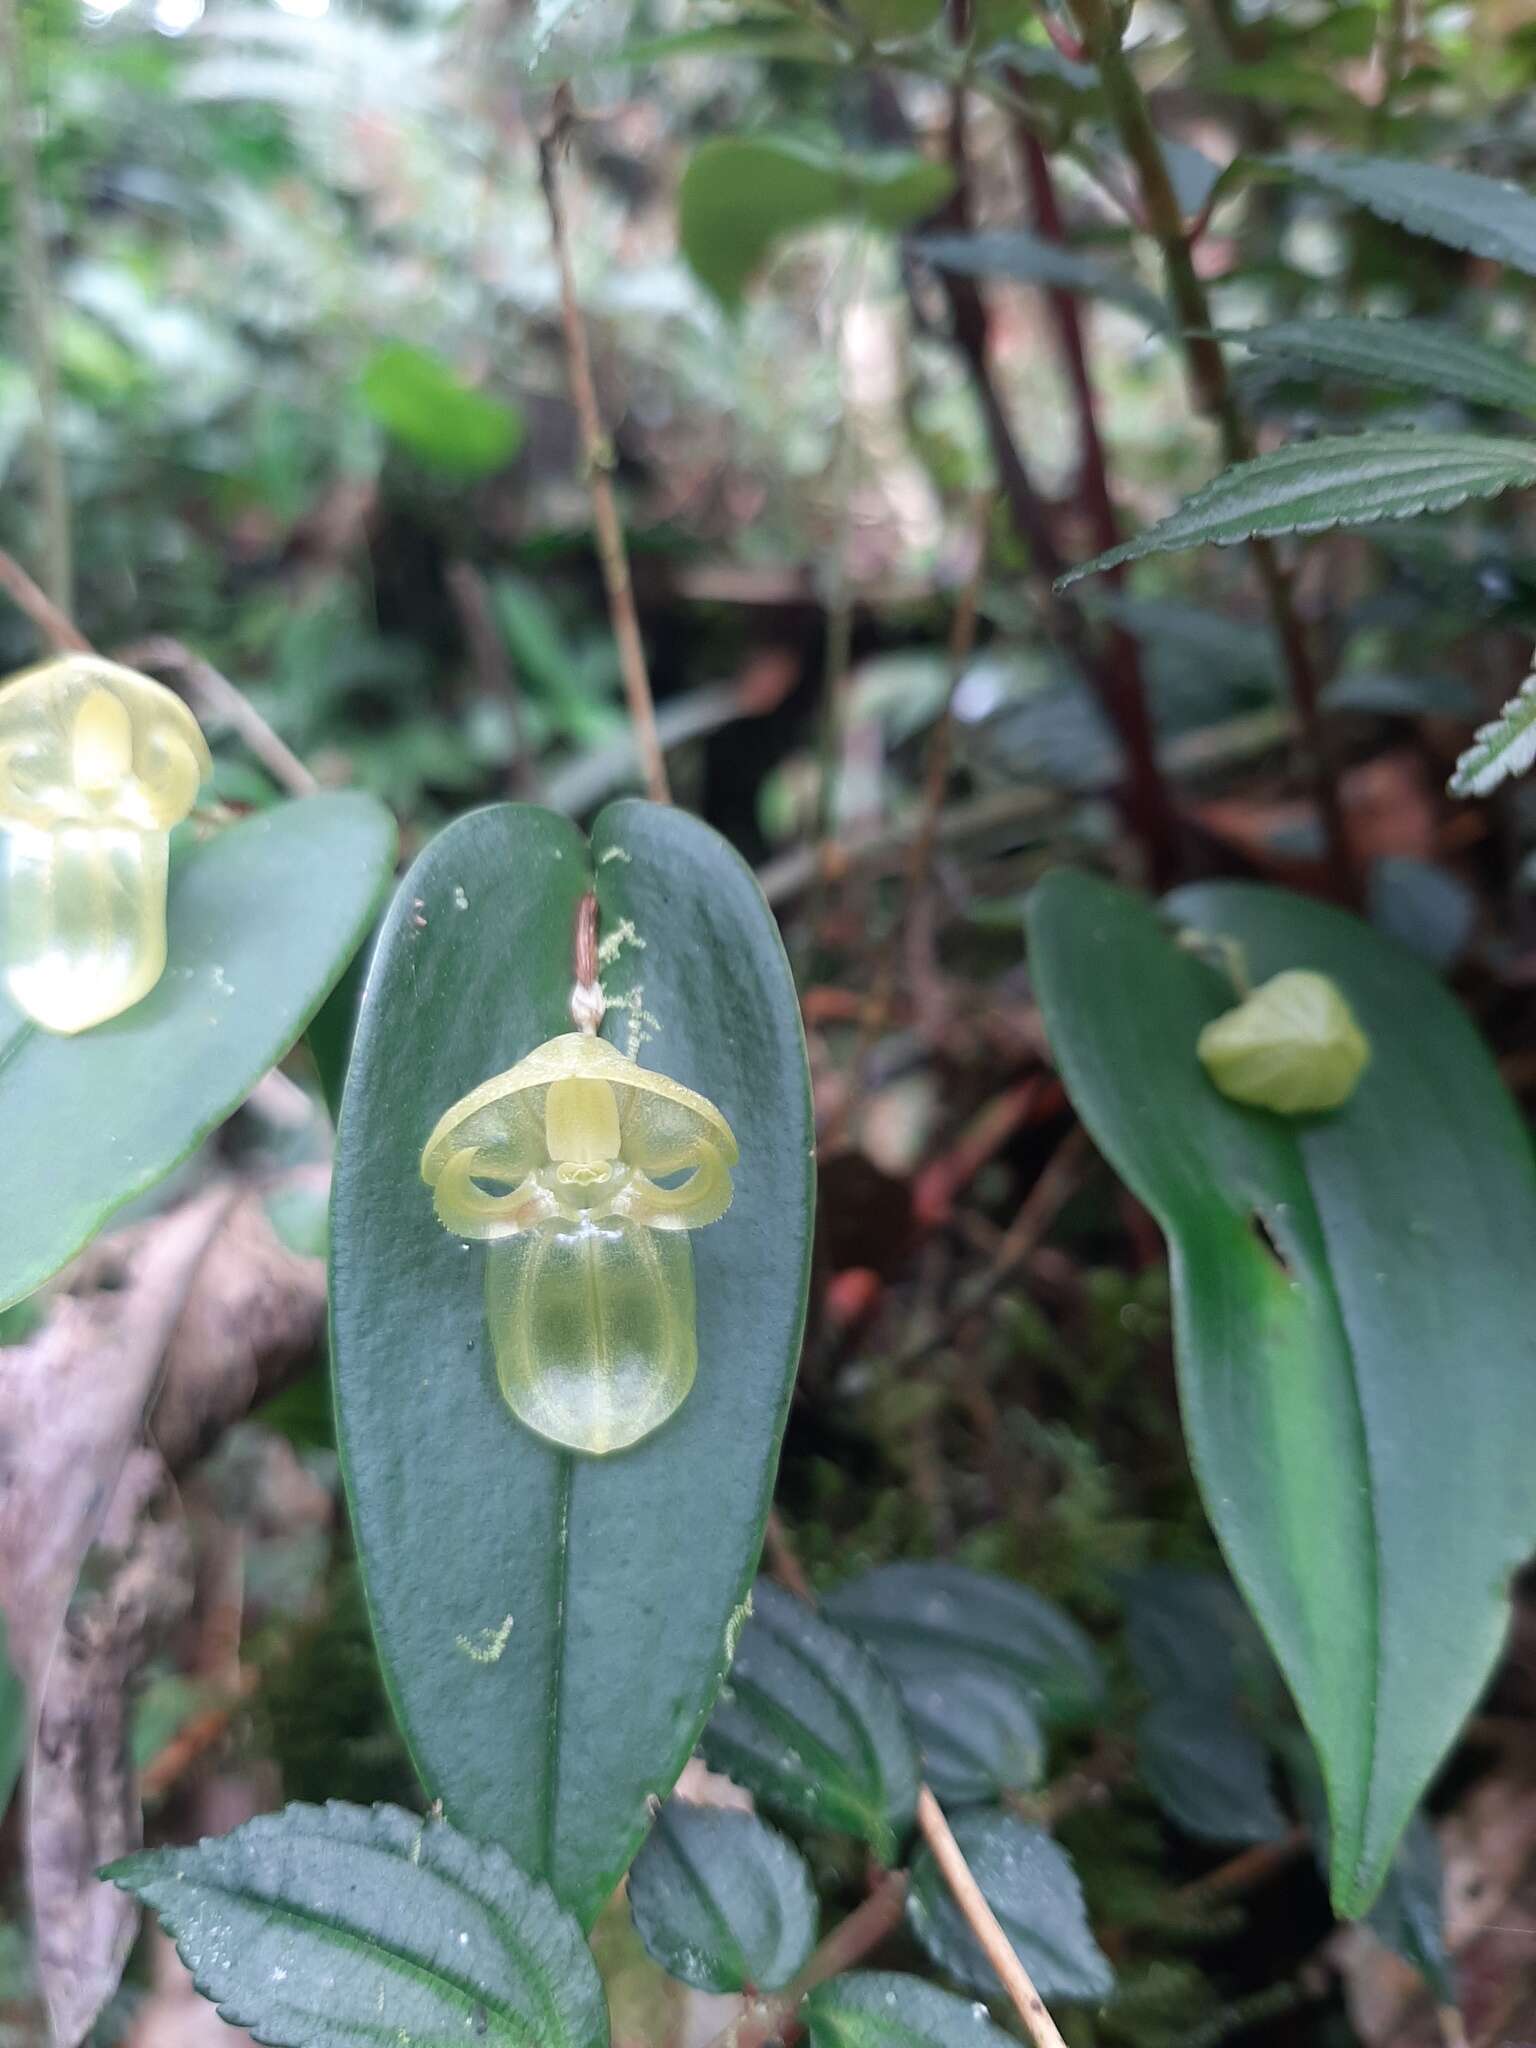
[907,1811,1113,2004]
[1277,153,1536,278]
[0,794,396,1311]
[678,138,953,308]
[358,344,523,477]
[331,802,813,1926]
[700,1580,920,1862]
[1059,432,1536,585]
[105,1800,609,2048]
[1234,318,1536,414]
[825,1562,1105,1727]
[1449,666,1536,796]
[914,231,1167,327]
[627,1802,816,1993]
[804,1972,1019,2048]
[895,1667,1044,1809]
[1025,871,1536,1912]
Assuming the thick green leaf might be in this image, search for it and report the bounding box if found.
[825,1562,1105,1727]
[804,1972,1019,2048]
[1025,871,1536,1912]
[679,138,953,308]
[1234,318,1536,414]
[105,1800,608,2048]
[907,1811,1113,2004]
[915,230,1167,327]
[627,1802,816,1993]
[1277,153,1536,278]
[0,794,395,1310]
[895,1667,1044,1808]
[331,801,813,1926]
[358,343,523,477]
[700,1580,920,1862]
[1060,432,1536,585]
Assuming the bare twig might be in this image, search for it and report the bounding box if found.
[117,636,320,799]
[702,1870,911,2048]
[915,1786,1070,2048]
[1065,0,1355,897]
[0,546,88,655]
[0,2,71,616]
[537,88,669,806]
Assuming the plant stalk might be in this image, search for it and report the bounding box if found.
[1066,0,1355,892]
[0,0,71,619]
[537,90,670,806]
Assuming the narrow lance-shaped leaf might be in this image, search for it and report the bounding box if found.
[331,801,814,1926]
[106,1801,609,2048]
[1025,871,1536,1912]
[1449,665,1536,797]
[0,793,396,1311]
[1233,318,1536,415]
[1275,153,1536,278]
[1059,432,1536,586]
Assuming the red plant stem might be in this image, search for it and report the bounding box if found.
[931,86,1183,885]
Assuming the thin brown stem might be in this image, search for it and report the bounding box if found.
[915,1787,1069,2048]
[1066,0,1355,895]
[763,1508,814,1602]
[118,636,319,798]
[703,1870,911,2048]
[0,0,71,616]
[538,89,670,807]
[0,546,87,655]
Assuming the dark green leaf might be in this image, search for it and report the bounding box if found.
[679,138,952,308]
[1277,154,1536,278]
[0,794,396,1311]
[907,1811,1113,2004]
[627,1802,816,1993]
[914,231,1166,327]
[1321,671,1478,719]
[826,1562,1105,1727]
[1363,1812,1453,2002]
[1136,1698,1286,1846]
[1025,871,1536,1912]
[106,1800,608,2048]
[331,802,814,1926]
[700,1580,920,1861]
[804,1972,1019,2048]
[358,344,523,477]
[1233,318,1536,414]
[1366,857,1477,970]
[1059,433,1536,585]
[896,1667,1044,1808]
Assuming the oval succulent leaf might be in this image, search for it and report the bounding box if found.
[1196,969,1370,1115]
[0,791,396,1311]
[700,1580,921,1862]
[628,1802,817,1994]
[332,801,814,1926]
[105,1800,609,2048]
[1026,870,1536,1913]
